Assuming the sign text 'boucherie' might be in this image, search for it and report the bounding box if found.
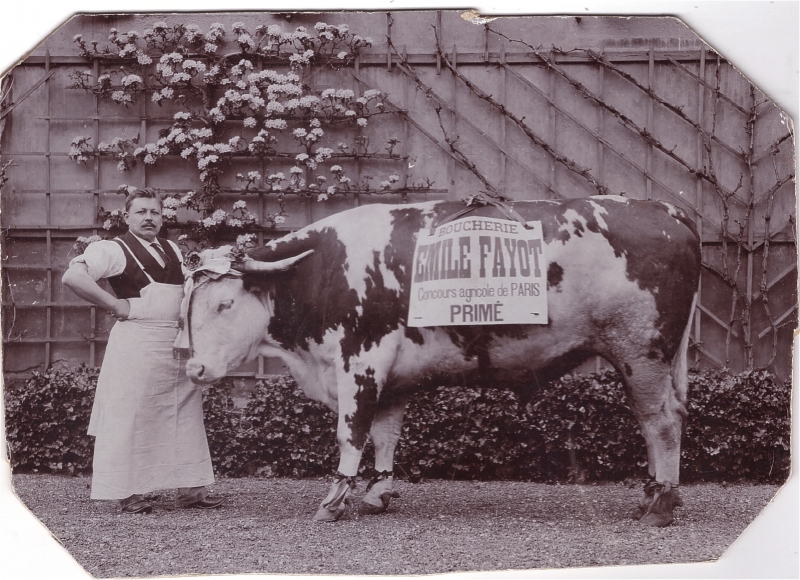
[408,217,547,327]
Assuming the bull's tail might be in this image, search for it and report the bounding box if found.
[671,291,697,406]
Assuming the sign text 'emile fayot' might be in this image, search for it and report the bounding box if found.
[408,217,548,327]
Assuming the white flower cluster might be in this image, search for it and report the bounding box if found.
[68,137,92,163]
[101,209,123,230]
[111,91,132,105]
[321,88,355,100]
[236,233,256,247]
[151,86,174,104]
[118,43,137,58]
[76,234,103,246]
[263,119,287,130]
[184,24,201,42]
[182,60,206,73]
[381,174,401,188]
[201,208,229,228]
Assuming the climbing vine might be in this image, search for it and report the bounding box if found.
[67,19,433,253]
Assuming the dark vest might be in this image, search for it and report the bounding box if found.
[107,231,184,299]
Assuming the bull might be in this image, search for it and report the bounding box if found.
[181,196,701,527]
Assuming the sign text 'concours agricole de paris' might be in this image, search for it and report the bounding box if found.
[408,217,547,327]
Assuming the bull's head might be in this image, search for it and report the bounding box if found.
[181,247,313,383]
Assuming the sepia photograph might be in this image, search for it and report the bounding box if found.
[1,2,797,579]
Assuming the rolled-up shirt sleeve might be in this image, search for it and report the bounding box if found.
[69,240,126,281]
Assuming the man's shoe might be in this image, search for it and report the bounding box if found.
[184,497,225,509]
[121,500,153,514]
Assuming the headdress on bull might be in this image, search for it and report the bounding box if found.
[172,246,313,359]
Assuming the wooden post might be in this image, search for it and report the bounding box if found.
[694,46,706,365]
[446,31,456,193]
[745,87,756,368]
[645,45,654,201]
[386,13,393,71]
[44,50,52,368]
[595,48,606,373]
[499,43,507,195]
[90,55,100,367]
[401,46,410,193]
[548,49,557,198]
[353,54,363,208]
[436,12,442,75]
[258,155,266,377]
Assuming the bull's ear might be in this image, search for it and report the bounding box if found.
[238,249,314,274]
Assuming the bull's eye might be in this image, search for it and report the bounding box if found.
[218,299,234,312]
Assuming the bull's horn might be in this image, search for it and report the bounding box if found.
[238,249,314,273]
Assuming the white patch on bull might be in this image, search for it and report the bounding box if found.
[597,195,628,203]
[587,199,610,230]
[187,277,271,382]
[391,327,477,382]
[259,325,344,411]
[542,230,662,361]
[558,208,589,237]
[660,201,683,219]
[333,202,438,301]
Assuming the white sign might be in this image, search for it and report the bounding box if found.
[408,217,547,327]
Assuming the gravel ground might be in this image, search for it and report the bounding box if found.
[10,474,779,577]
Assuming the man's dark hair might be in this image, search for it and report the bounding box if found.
[124,187,162,212]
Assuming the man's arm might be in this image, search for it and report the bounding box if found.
[62,262,130,320]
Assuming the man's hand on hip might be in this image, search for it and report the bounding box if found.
[111,299,130,321]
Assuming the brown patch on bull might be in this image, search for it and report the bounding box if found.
[584,198,701,363]
[547,262,564,290]
[345,368,379,450]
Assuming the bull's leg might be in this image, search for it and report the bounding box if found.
[619,358,686,527]
[313,365,383,522]
[359,397,408,515]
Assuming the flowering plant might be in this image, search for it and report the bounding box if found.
[72,235,103,255]
[68,19,433,251]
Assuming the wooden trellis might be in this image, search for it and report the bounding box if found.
[1,12,795,380]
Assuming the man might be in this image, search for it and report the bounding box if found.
[62,188,224,514]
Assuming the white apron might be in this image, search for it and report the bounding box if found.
[88,276,214,500]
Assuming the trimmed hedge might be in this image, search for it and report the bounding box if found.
[4,365,791,483]
[4,365,98,475]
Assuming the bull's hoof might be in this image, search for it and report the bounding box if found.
[313,504,346,522]
[640,511,674,528]
[358,498,386,516]
[634,480,680,527]
[358,491,399,516]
